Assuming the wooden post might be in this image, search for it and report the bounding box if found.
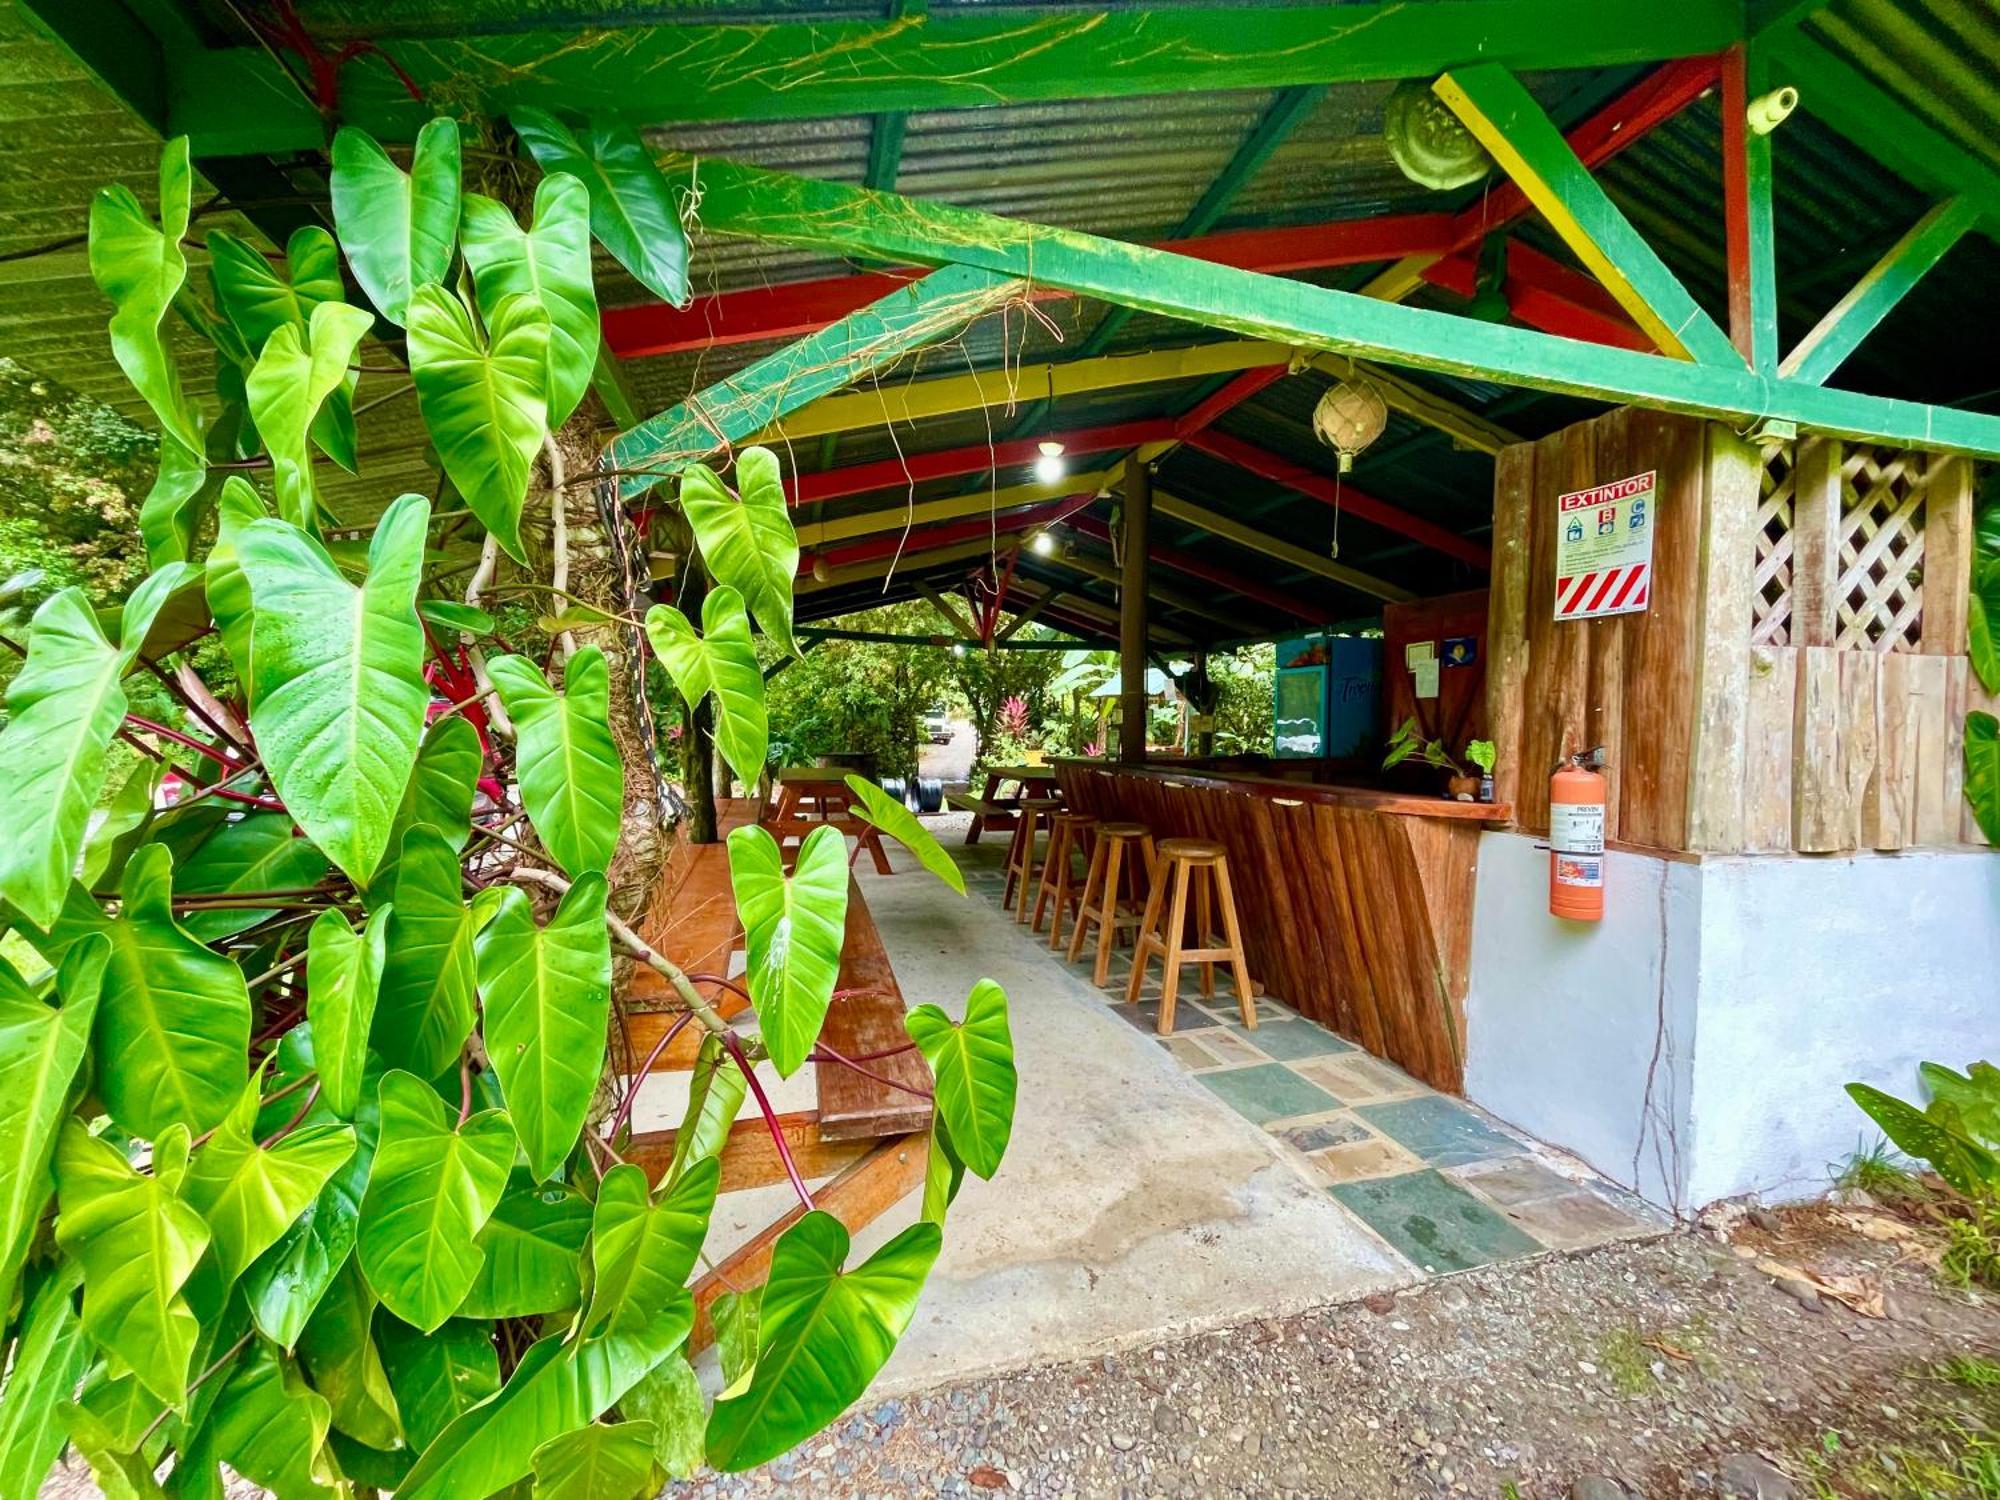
[1120,455,1152,764]
[1920,452,1975,656]
[1685,424,1761,850]
[1791,434,1843,647]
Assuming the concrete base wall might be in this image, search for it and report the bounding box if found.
[1464,831,2000,1214]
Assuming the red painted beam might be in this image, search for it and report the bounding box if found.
[1188,429,1491,570]
[1422,243,1650,351]
[1067,514,1323,623]
[1171,365,1290,439]
[803,494,1094,573]
[790,418,1175,506]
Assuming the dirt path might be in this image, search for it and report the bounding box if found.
[678,1205,1999,1499]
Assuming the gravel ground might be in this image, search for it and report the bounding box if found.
[676,1204,2000,1500]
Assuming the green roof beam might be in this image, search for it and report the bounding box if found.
[1721,44,1780,374]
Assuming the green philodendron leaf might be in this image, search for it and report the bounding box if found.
[417,599,496,637]
[1920,1060,2000,1147]
[1970,558,2000,695]
[726,823,849,1078]
[530,1419,659,1500]
[407,285,550,564]
[511,107,689,309]
[183,1072,357,1283]
[706,1212,942,1472]
[98,843,252,1138]
[584,1159,718,1339]
[138,431,208,569]
[0,1262,87,1500]
[374,824,479,1079]
[58,1399,166,1500]
[245,299,375,530]
[0,937,104,1319]
[644,585,769,788]
[172,812,332,943]
[488,648,622,878]
[189,1341,341,1500]
[459,1173,592,1320]
[665,1032,746,1184]
[922,1115,966,1226]
[305,903,390,1119]
[207,225,346,355]
[235,492,430,884]
[80,759,160,892]
[88,135,200,452]
[329,119,461,327]
[204,476,269,701]
[619,1355,705,1482]
[711,1287,761,1395]
[842,774,966,894]
[356,1070,516,1332]
[461,174,599,426]
[377,1316,499,1452]
[905,978,1015,1180]
[296,1256,402,1451]
[680,448,799,655]
[369,713,482,904]
[1846,1081,2000,1197]
[53,1122,210,1407]
[475,876,612,1180]
[395,1293,693,1500]
[1967,711,2000,846]
[0,563,190,930]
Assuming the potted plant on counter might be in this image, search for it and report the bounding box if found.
[1383,717,1498,801]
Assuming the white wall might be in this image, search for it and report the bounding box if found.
[1464,833,2000,1213]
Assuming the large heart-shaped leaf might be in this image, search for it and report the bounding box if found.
[0,1262,87,1500]
[664,1033,745,1185]
[0,938,104,1321]
[329,119,460,327]
[396,1293,692,1500]
[584,1159,718,1338]
[619,1355,706,1482]
[922,1116,966,1226]
[905,979,1015,1179]
[356,1070,516,1332]
[369,713,482,904]
[488,649,622,878]
[377,1316,499,1451]
[235,492,430,885]
[305,903,389,1119]
[530,1420,659,1500]
[475,875,612,1179]
[97,843,252,1138]
[203,476,269,700]
[842,774,966,894]
[0,563,191,929]
[80,760,160,893]
[88,135,200,451]
[138,428,208,569]
[1972,560,2000,696]
[460,1172,592,1319]
[207,225,346,355]
[706,1212,941,1472]
[461,174,599,426]
[172,812,332,943]
[186,1340,340,1500]
[511,108,689,309]
[54,1121,210,1406]
[374,824,479,1079]
[1847,1081,1999,1197]
[725,823,848,1077]
[246,300,375,530]
[296,1256,402,1451]
[407,285,549,563]
[183,1072,356,1282]
[1967,711,2000,847]
[711,1287,760,1392]
[645,585,768,788]
[680,448,799,655]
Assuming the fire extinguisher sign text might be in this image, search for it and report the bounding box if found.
[1554,469,1655,621]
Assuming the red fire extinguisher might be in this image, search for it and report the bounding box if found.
[1549,748,1607,921]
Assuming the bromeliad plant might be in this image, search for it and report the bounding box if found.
[0,118,1016,1497]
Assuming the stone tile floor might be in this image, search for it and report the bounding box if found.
[959,845,1665,1279]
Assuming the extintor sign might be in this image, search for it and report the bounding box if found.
[1555,470,1655,621]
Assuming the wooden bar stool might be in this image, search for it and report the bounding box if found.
[1066,822,1157,986]
[1032,811,1098,948]
[1127,838,1255,1034]
[1002,797,1059,922]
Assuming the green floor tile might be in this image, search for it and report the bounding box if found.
[1227,1017,1354,1061]
[1196,1063,1341,1125]
[1329,1169,1542,1272]
[1356,1094,1526,1167]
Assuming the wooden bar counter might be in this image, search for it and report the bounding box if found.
[1053,760,1510,1092]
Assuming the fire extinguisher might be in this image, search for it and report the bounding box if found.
[1549,748,1607,921]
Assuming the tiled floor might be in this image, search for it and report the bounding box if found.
[959,844,1663,1280]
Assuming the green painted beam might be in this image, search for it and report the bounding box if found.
[1781,196,1979,384]
[607,263,1022,500]
[1721,44,1780,374]
[668,153,2000,458]
[166,1,1743,157]
[1433,64,1740,366]
[863,0,924,193]
[798,626,1077,650]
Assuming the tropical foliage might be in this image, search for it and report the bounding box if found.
[0,120,1017,1496]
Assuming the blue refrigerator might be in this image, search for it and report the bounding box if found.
[1274,634,1381,758]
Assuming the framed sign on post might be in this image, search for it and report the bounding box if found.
[1555,469,1656,621]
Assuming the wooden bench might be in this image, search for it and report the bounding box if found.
[945,792,1018,843]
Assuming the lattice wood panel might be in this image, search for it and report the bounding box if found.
[1752,440,1795,645]
[1834,447,1926,652]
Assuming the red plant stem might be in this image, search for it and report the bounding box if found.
[603,1010,696,1147]
[719,1031,814,1212]
[836,1038,920,1063]
[125,713,242,765]
[203,785,289,812]
[683,972,751,1003]
[458,1054,475,1125]
[141,659,252,759]
[809,1042,933,1102]
[259,1082,320,1148]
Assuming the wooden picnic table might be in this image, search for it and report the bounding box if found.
[947,763,1061,844]
[765,766,893,873]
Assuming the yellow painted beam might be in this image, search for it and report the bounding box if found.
[794,471,1113,548]
[916,582,982,640]
[1150,488,1414,603]
[1046,545,1247,631]
[768,340,1292,441]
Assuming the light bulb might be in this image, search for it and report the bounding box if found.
[1030,531,1056,556]
[1034,452,1066,484]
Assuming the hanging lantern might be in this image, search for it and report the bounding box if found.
[1312,380,1389,473]
[1383,78,1492,191]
